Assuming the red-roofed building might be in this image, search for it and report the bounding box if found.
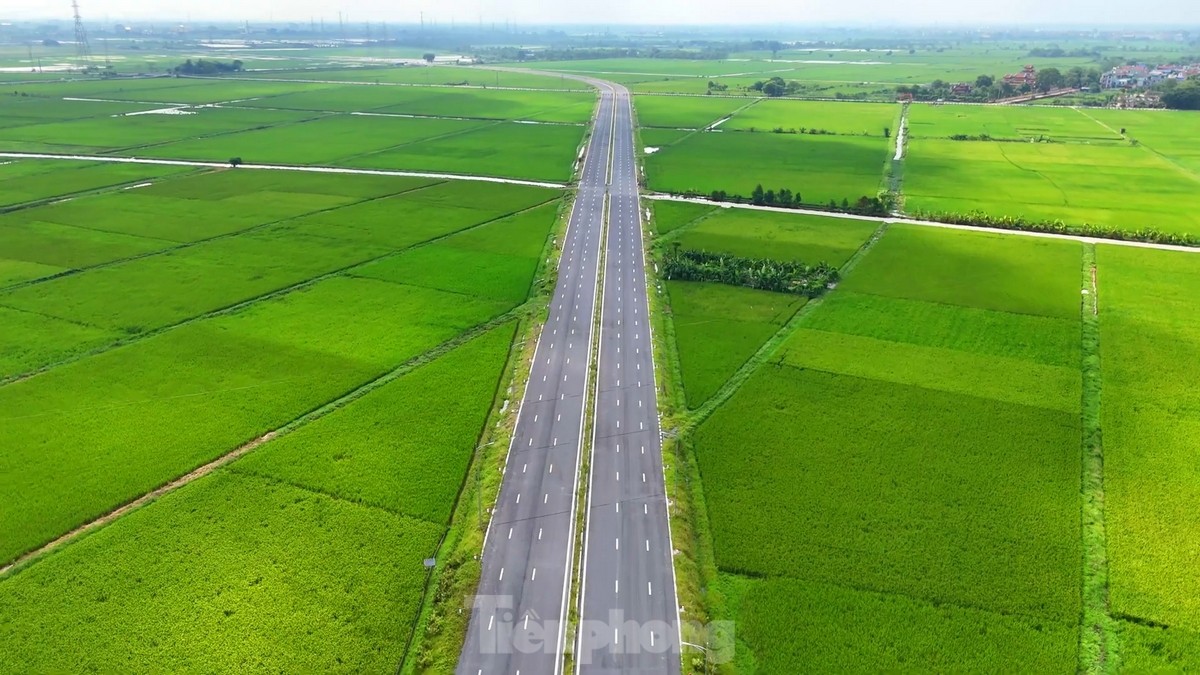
[1003,65,1037,88]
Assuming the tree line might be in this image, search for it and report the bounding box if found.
[909,209,1200,248]
[1160,79,1200,110]
[173,59,244,75]
[661,247,838,297]
[897,67,1101,102]
[698,185,893,217]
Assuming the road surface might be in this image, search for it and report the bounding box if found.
[576,84,681,674]
[457,83,612,675]
[459,74,681,675]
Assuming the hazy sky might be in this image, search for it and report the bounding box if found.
[6,0,1197,27]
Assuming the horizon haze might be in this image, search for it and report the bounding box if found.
[3,0,1199,29]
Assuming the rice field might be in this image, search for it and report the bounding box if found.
[654,208,875,408]
[675,220,1089,670]
[903,106,1200,235]
[0,77,593,181]
[0,324,517,671]
[642,129,889,203]
[1098,245,1200,670]
[636,95,894,204]
[720,99,898,136]
[0,89,566,670]
[666,207,878,266]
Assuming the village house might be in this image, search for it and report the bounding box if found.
[1102,62,1200,89]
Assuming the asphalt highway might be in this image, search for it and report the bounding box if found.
[458,82,614,675]
[575,85,681,675]
[459,75,680,675]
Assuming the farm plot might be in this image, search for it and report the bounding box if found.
[690,224,1085,670]
[643,130,889,204]
[0,323,515,671]
[8,76,339,105]
[724,574,1078,673]
[0,178,554,375]
[721,99,898,136]
[0,95,157,125]
[0,159,191,208]
[234,321,516,526]
[902,107,1200,235]
[1086,107,1200,176]
[906,104,1123,142]
[658,209,875,408]
[633,95,752,129]
[350,200,560,304]
[0,276,513,566]
[131,114,483,166]
[0,216,174,269]
[0,471,445,672]
[650,199,717,235]
[538,58,772,79]
[278,181,558,250]
[340,121,586,183]
[239,84,595,123]
[11,171,381,245]
[1098,245,1200,670]
[0,105,318,154]
[667,281,805,407]
[341,87,593,123]
[242,65,591,90]
[669,208,877,266]
[0,227,389,333]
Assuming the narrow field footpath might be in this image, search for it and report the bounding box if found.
[1079,244,1120,673]
[643,193,1200,254]
[186,73,587,94]
[0,152,568,189]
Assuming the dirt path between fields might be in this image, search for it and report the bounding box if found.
[0,431,276,577]
[644,193,1200,254]
[0,152,568,189]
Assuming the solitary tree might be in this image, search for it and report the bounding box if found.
[762,79,786,97]
[1065,66,1086,89]
[423,53,436,63]
[1035,67,1065,93]
[751,184,765,205]
[229,157,242,168]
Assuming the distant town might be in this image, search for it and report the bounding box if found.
[896,61,1200,108]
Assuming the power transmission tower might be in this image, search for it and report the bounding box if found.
[71,0,92,64]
